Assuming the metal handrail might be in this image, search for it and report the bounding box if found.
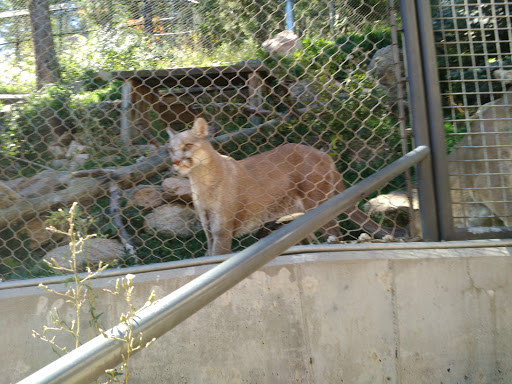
[17,145,430,384]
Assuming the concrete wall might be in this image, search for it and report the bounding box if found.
[2,245,512,384]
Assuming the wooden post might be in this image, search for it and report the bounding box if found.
[248,71,264,126]
[132,81,156,140]
[120,80,133,146]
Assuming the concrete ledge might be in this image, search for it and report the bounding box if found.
[2,245,512,383]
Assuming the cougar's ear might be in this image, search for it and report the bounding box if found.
[192,118,209,138]
[166,126,178,140]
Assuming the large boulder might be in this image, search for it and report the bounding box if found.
[364,190,421,237]
[21,216,65,250]
[364,190,419,215]
[368,45,402,108]
[127,185,166,209]
[127,178,193,209]
[144,203,201,238]
[262,30,303,57]
[9,170,71,198]
[161,177,193,203]
[43,238,125,272]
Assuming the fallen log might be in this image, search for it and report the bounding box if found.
[0,176,106,230]
[0,181,21,200]
[0,147,173,230]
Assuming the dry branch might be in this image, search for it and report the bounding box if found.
[109,182,138,263]
[136,122,161,148]
[0,181,21,200]
[212,107,307,144]
[191,102,272,116]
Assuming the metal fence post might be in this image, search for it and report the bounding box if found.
[399,0,440,241]
[414,0,455,240]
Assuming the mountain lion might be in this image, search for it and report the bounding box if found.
[168,118,395,256]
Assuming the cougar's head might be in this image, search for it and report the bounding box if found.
[167,118,210,175]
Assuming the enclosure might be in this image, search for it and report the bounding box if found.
[0,0,511,382]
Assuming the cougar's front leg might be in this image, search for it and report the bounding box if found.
[196,208,214,255]
[210,217,234,256]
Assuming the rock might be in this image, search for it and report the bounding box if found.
[50,159,69,169]
[73,153,90,165]
[144,203,201,238]
[0,194,10,210]
[368,45,402,107]
[0,181,20,200]
[288,80,316,105]
[66,140,89,159]
[262,30,303,57]
[161,177,193,203]
[364,190,421,237]
[54,131,73,147]
[43,238,124,272]
[13,170,72,198]
[21,216,65,250]
[48,145,67,159]
[364,189,419,215]
[127,185,165,209]
[357,233,372,242]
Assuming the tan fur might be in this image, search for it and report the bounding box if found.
[168,118,391,255]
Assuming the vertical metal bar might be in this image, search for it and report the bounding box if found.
[414,0,455,240]
[285,0,295,32]
[17,146,430,384]
[399,0,440,241]
[388,0,417,236]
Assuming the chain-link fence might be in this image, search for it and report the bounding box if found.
[0,0,510,282]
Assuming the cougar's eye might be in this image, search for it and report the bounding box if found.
[183,143,194,150]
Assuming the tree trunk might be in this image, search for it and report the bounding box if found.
[28,0,60,89]
[143,0,154,34]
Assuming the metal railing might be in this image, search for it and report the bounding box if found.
[17,145,430,384]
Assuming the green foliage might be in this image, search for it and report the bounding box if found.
[263,28,392,83]
[1,81,122,167]
[0,225,34,280]
[1,84,74,164]
[334,26,393,54]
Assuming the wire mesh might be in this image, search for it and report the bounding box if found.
[431,0,512,234]
[0,0,421,282]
